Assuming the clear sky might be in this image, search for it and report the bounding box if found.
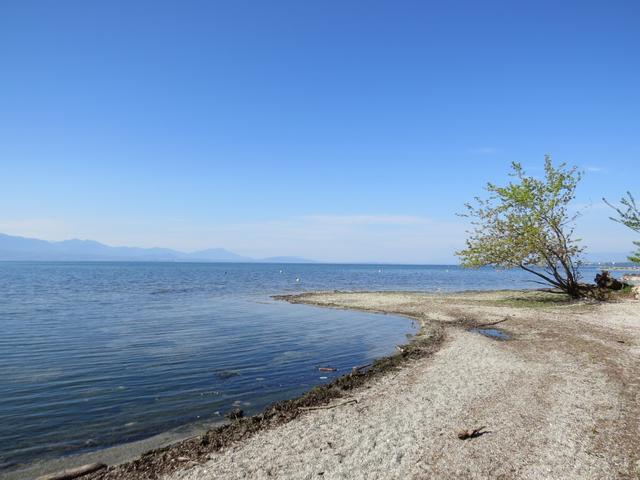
[1,1,639,263]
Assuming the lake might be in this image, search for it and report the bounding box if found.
[0,261,613,476]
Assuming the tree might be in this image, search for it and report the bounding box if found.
[604,192,640,263]
[457,156,586,298]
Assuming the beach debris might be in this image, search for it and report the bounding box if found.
[395,345,405,353]
[351,363,372,375]
[457,426,488,440]
[318,367,337,372]
[225,407,244,420]
[36,462,107,480]
[215,370,240,380]
[595,270,628,290]
[299,399,358,412]
[474,316,511,328]
[622,275,640,299]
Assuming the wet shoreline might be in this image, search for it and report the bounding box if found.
[4,294,427,480]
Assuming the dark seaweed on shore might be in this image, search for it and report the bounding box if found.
[80,294,443,480]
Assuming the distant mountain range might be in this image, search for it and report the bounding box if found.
[0,233,317,263]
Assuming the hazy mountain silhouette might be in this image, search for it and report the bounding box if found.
[188,248,252,262]
[258,256,317,263]
[0,233,315,263]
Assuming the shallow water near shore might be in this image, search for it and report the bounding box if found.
[0,261,624,476]
[470,327,511,340]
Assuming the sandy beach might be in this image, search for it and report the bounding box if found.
[59,289,639,480]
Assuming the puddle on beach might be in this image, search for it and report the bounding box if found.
[469,328,511,341]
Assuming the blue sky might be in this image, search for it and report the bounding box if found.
[1,0,638,263]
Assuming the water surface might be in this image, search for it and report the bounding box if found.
[0,261,620,474]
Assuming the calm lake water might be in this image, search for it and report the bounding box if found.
[0,261,618,474]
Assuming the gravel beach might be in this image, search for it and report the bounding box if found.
[34,290,639,480]
[166,290,640,480]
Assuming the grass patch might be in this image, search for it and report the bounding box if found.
[483,291,576,309]
[607,284,636,301]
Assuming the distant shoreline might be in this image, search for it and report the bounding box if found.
[1,231,637,266]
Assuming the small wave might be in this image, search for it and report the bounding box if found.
[150,288,192,295]
[215,370,241,380]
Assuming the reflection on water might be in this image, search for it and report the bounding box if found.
[470,327,512,340]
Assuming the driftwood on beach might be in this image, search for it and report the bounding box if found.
[351,363,372,374]
[457,426,488,440]
[36,462,107,480]
[298,399,358,411]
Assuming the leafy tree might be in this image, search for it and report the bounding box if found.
[604,192,640,263]
[457,156,586,298]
